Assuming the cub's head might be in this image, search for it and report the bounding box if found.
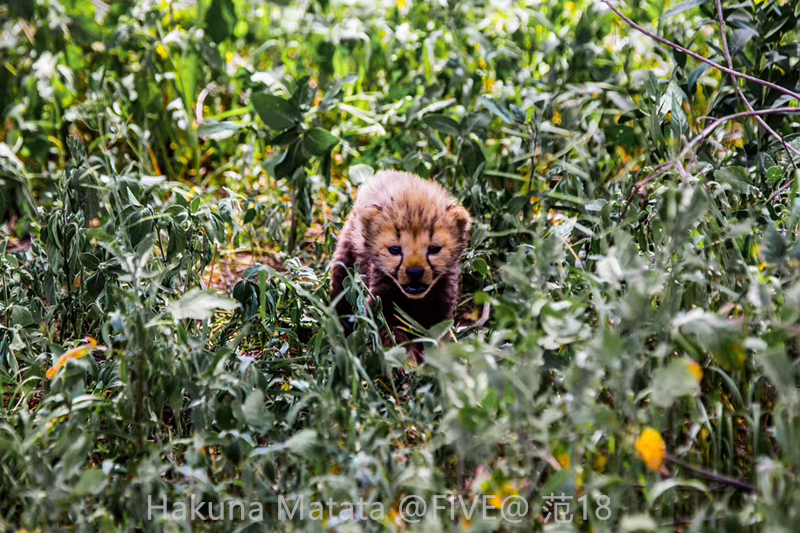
[359,185,471,299]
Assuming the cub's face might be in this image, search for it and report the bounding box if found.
[360,201,471,299]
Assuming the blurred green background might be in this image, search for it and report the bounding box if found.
[1,0,800,531]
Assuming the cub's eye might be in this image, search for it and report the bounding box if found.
[388,246,402,256]
[428,245,442,254]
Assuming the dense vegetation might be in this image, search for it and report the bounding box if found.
[1,0,800,530]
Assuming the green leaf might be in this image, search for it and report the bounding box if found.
[251,93,303,131]
[266,127,301,147]
[645,72,661,101]
[651,358,702,408]
[478,96,513,124]
[167,222,187,260]
[619,514,659,532]
[762,224,787,264]
[11,306,34,328]
[302,127,340,156]
[461,139,485,178]
[242,389,267,429]
[423,114,461,135]
[675,310,746,370]
[290,76,317,110]
[472,257,489,278]
[205,0,237,43]
[766,166,784,184]
[197,120,245,141]
[168,289,240,320]
[285,429,321,458]
[649,105,665,148]
[660,0,710,19]
[179,52,199,109]
[687,64,710,93]
[756,349,798,402]
[127,208,154,248]
[348,164,374,185]
[462,111,492,134]
[647,479,707,505]
[320,74,359,112]
[670,89,689,138]
[714,166,751,193]
[731,27,758,55]
[74,469,108,497]
[85,272,106,298]
[321,152,333,187]
[507,195,529,214]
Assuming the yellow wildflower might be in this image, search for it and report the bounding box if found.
[731,343,746,363]
[688,360,703,383]
[635,427,666,472]
[488,480,519,508]
[593,453,607,473]
[156,44,168,60]
[46,338,98,379]
[552,111,561,125]
[556,452,570,469]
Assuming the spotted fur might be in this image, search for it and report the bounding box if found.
[331,171,471,361]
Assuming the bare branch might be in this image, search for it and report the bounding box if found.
[677,108,800,166]
[599,0,800,103]
[620,108,800,219]
[666,454,758,493]
[714,0,799,168]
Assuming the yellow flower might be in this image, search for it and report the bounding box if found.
[389,507,404,528]
[635,427,666,472]
[552,111,561,125]
[688,360,703,383]
[731,343,746,363]
[593,453,607,473]
[46,338,98,379]
[556,452,570,469]
[487,480,519,508]
[397,0,406,7]
[156,44,168,60]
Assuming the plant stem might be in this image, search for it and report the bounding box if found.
[666,453,758,493]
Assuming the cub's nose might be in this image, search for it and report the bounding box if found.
[406,267,424,281]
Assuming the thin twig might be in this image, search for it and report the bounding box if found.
[643,108,800,188]
[615,108,800,223]
[766,178,795,204]
[714,0,800,167]
[600,0,800,103]
[676,108,800,165]
[666,454,758,493]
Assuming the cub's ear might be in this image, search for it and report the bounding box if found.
[446,205,471,241]
[358,205,383,236]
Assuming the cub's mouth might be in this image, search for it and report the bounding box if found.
[389,273,441,299]
[402,283,429,296]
